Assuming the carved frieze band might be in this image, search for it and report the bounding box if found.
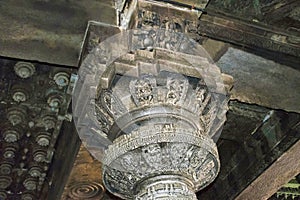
[103,126,218,166]
[198,15,300,57]
[103,132,219,198]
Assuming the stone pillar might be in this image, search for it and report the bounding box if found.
[72,28,228,199]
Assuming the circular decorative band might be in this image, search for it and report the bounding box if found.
[103,127,218,166]
[135,175,197,200]
[102,128,220,199]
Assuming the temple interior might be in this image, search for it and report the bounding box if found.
[0,0,299,199]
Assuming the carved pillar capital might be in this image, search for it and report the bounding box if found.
[73,28,229,199]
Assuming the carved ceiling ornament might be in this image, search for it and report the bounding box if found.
[72,28,229,199]
[67,181,105,199]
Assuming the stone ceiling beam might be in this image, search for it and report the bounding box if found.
[42,120,81,200]
[197,104,300,200]
[235,139,300,200]
[198,13,300,69]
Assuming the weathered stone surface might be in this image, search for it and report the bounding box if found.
[197,101,300,200]
[218,47,300,113]
[208,0,300,33]
[61,145,106,200]
[0,0,116,66]
[235,139,300,200]
[202,39,229,61]
[201,0,300,60]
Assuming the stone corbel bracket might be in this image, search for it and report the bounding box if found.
[116,0,209,37]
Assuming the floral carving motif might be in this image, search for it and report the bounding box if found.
[130,76,156,106]
[141,144,162,168]
[100,90,127,118]
[129,74,191,107]
[166,77,188,105]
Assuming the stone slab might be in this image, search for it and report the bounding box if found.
[218,47,300,113]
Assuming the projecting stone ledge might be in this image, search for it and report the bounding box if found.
[218,47,300,113]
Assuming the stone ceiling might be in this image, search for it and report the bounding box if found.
[0,0,299,199]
